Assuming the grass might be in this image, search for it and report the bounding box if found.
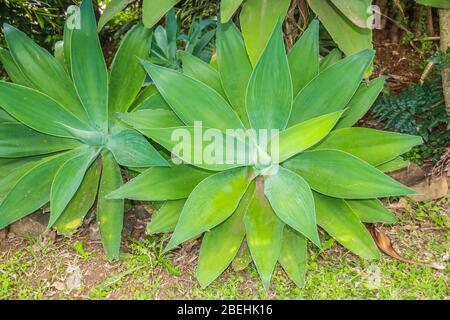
[0,197,448,300]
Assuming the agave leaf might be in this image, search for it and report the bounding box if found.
[133,91,171,111]
[137,127,252,171]
[142,0,181,28]
[289,50,374,126]
[3,24,88,121]
[142,61,244,131]
[97,151,124,260]
[108,165,211,201]
[49,147,100,227]
[415,0,450,9]
[0,109,15,124]
[118,109,183,129]
[320,48,342,71]
[0,81,93,138]
[107,129,168,168]
[180,51,226,98]
[196,181,255,287]
[288,20,320,96]
[220,0,244,22]
[377,157,410,173]
[307,0,373,57]
[0,160,39,202]
[109,23,152,115]
[335,77,385,129]
[0,150,79,229]
[0,48,33,86]
[0,122,81,157]
[0,156,43,181]
[275,111,343,163]
[279,227,308,288]
[244,178,284,290]
[314,128,423,166]
[165,167,251,252]
[129,85,159,110]
[216,22,253,127]
[54,159,101,235]
[240,0,291,66]
[71,0,108,131]
[330,0,372,29]
[147,199,186,234]
[313,192,380,260]
[264,167,320,247]
[346,199,397,224]
[246,21,292,131]
[284,150,417,199]
[98,0,133,31]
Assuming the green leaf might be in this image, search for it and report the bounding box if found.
[180,51,226,98]
[142,0,181,28]
[142,61,244,131]
[71,0,108,131]
[0,122,81,157]
[265,167,320,247]
[0,48,33,86]
[63,16,73,74]
[118,109,183,129]
[54,160,101,235]
[0,81,93,138]
[107,129,168,167]
[3,24,88,121]
[335,77,385,129]
[244,178,284,290]
[109,23,152,114]
[284,149,417,199]
[240,0,291,66]
[133,91,171,111]
[54,41,66,71]
[246,21,292,131]
[415,0,450,9]
[196,181,255,287]
[289,50,374,126]
[216,22,253,127]
[320,48,342,71]
[330,0,372,28]
[98,0,132,31]
[137,126,252,171]
[279,227,308,288]
[275,111,343,163]
[0,160,39,202]
[0,156,43,181]
[346,199,397,224]
[97,151,124,260]
[147,199,186,234]
[314,128,423,166]
[288,20,320,96]
[108,165,211,201]
[165,167,251,252]
[49,147,99,227]
[220,0,244,22]
[129,85,159,110]
[0,150,78,228]
[313,192,380,260]
[307,0,373,57]
[377,157,410,173]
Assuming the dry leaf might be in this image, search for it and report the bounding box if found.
[368,225,445,271]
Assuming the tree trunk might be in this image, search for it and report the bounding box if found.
[439,9,450,113]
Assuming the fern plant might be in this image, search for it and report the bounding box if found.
[109,20,422,288]
[0,0,167,259]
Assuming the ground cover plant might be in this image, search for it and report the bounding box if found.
[109,19,423,289]
[0,0,168,259]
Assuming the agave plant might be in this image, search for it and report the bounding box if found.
[150,8,216,69]
[0,0,167,259]
[109,19,422,288]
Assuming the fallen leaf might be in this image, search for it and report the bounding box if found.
[367,225,445,270]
